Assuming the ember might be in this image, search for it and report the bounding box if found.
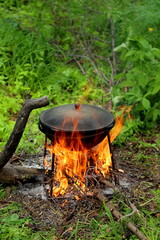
[39,104,126,197]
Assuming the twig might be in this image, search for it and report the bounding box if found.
[76,60,86,75]
[120,202,138,221]
[78,0,104,14]
[110,18,117,78]
[69,30,111,44]
[81,38,109,83]
[139,199,153,207]
[64,172,86,196]
[107,56,114,92]
[93,188,149,240]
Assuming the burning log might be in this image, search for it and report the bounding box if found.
[0,96,49,169]
[94,188,149,240]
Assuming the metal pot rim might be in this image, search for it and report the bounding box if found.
[39,103,115,132]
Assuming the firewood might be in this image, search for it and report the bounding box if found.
[0,96,49,169]
[0,164,51,183]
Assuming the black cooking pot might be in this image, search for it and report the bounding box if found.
[39,104,115,150]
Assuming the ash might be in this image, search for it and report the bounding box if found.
[18,183,49,200]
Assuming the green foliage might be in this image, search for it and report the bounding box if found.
[0,2,105,151]
[0,0,160,151]
[0,201,33,240]
[114,36,160,128]
[113,0,160,130]
[1,213,34,240]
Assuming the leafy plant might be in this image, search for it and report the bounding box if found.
[114,36,160,128]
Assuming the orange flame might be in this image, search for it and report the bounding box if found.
[44,106,131,197]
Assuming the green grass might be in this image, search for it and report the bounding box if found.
[65,190,160,240]
[0,186,56,240]
[1,198,159,240]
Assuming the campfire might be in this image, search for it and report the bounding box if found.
[39,104,124,197]
[0,94,149,240]
[0,96,149,240]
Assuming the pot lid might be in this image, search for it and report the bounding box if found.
[39,104,115,132]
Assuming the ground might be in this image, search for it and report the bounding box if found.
[0,129,160,240]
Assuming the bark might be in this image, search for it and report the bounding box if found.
[0,164,51,183]
[94,188,149,240]
[0,96,49,169]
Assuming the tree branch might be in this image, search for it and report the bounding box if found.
[0,96,49,169]
[69,30,111,44]
[76,60,86,75]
